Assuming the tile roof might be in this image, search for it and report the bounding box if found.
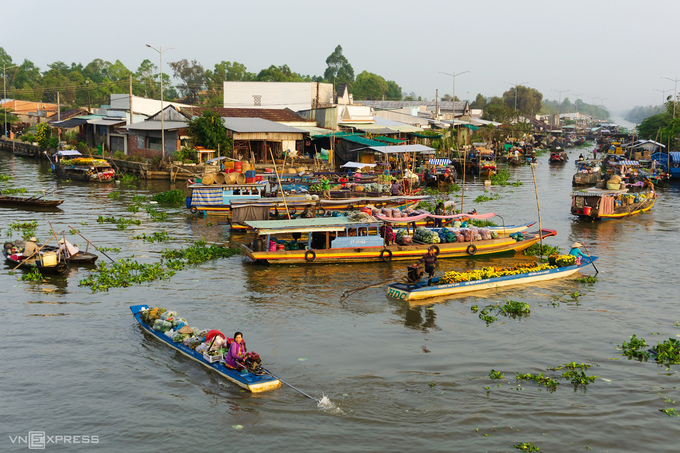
[181,107,309,123]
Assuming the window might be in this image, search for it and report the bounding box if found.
[253,95,262,106]
[147,136,162,151]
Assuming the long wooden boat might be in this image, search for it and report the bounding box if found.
[386,257,598,301]
[129,304,281,393]
[40,245,98,264]
[54,158,115,182]
[240,217,557,265]
[3,241,69,274]
[0,194,64,208]
[570,185,656,220]
[549,150,568,163]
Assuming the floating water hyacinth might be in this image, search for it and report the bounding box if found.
[232,425,243,430]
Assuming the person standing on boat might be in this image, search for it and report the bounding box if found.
[225,332,247,370]
[23,237,40,262]
[433,202,444,228]
[416,246,438,286]
[320,175,331,200]
[390,179,402,196]
[568,242,590,265]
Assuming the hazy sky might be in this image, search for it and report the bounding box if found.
[2,0,678,115]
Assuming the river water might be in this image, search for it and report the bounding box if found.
[1,149,679,452]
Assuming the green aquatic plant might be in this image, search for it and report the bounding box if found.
[151,189,185,205]
[119,174,138,186]
[0,187,27,195]
[489,369,504,380]
[660,408,679,417]
[0,174,13,182]
[523,243,561,257]
[160,241,241,265]
[126,204,140,213]
[514,442,540,452]
[97,215,142,230]
[132,195,147,203]
[650,338,680,365]
[490,169,511,186]
[477,300,530,325]
[548,362,599,387]
[133,231,171,243]
[107,191,121,199]
[19,268,43,282]
[98,246,120,253]
[6,221,39,240]
[576,276,598,283]
[145,206,168,222]
[515,372,559,392]
[474,192,500,203]
[621,334,650,361]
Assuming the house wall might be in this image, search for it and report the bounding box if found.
[223,82,333,111]
[126,130,180,159]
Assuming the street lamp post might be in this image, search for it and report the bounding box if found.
[654,88,673,105]
[571,92,584,113]
[1,64,18,138]
[439,70,470,120]
[662,76,679,118]
[505,81,528,130]
[146,44,174,160]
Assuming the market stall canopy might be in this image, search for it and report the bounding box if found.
[429,158,451,165]
[246,216,380,235]
[368,144,435,154]
[55,150,83,157]
[340,162,377,169]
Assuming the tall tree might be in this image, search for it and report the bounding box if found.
[323,45,354,87]
[187,109,231,154]
[256,64,310,82]
[352,71,402,100]
[470,93,486,109]
[168,59,206,104]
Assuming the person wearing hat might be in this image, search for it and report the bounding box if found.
[58,238,79,258]
[569,242,589,264]
[23,237,39,261]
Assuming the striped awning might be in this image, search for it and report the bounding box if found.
[671,152,680,163]
[612,160,639,166]
[429,158,451,165]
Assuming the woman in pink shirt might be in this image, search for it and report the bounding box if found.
[225,331,246,369]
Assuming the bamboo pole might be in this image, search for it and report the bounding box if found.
[530,163,543,257]
[461,144,466,213]
[67,226,116,263]
[268,147,291,219]
[47,221,66,264]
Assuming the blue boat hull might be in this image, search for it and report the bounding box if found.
[387,257,598,301]
[129,305,280,393]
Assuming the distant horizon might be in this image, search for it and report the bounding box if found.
[2,0,678,116]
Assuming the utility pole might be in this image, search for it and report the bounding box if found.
[654,88,672,105]
[57,92,60,121]
[146,44,174,161]
[2,63,18,138]
[129,74,134,125]
[552,89,569,127]
[662,76,679,118]
[86,80,91,113]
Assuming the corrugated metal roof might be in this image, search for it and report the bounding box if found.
[51,118,88,128]
[122,120,188,131]
[374,136,405,144]
[369,144,435,154]
[246,216,380,235]
[292,125,335,137]
[222,117,303,134]
[182,106,308,122]
[339,135,386,146]
[88,118,126,126]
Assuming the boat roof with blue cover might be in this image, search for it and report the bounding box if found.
[246,217,381,235]
[570,187,628,197]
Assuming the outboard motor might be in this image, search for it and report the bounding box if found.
[407,264,424,284]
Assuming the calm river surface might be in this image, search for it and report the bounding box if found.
[2,148,679,452]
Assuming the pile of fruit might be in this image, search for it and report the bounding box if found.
[438,262,556,284]
[60,157,109,166]
[413,227,440,244]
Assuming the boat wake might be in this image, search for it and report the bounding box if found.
[317,394,343,414]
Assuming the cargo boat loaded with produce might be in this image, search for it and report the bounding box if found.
[240,216,557,264]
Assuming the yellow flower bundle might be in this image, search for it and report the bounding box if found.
[439,262,556,285]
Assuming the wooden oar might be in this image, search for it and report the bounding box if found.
[67,226,115,263]
[580,242,598,275]
[26,188,57,201]
[341,277,397,301]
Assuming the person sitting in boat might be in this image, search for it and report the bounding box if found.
[578,153,584,161]
[225,331,247,370]
[301,204,316,219]
[23,237,40,262]
[416,245,438,286]
[390,179,402,196]
[568,242,590,265]
[58,238,79,258]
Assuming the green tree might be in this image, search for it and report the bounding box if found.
[637,112,672,140]
[168,59,206,103]
[352,71,386,100]
[256,64,310,82]
[470,93,486,109]
[323,45,354,87]
[187,109,232,154]
[503,85,543,116]
[482,97,514,123]
[385,80,402,100]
